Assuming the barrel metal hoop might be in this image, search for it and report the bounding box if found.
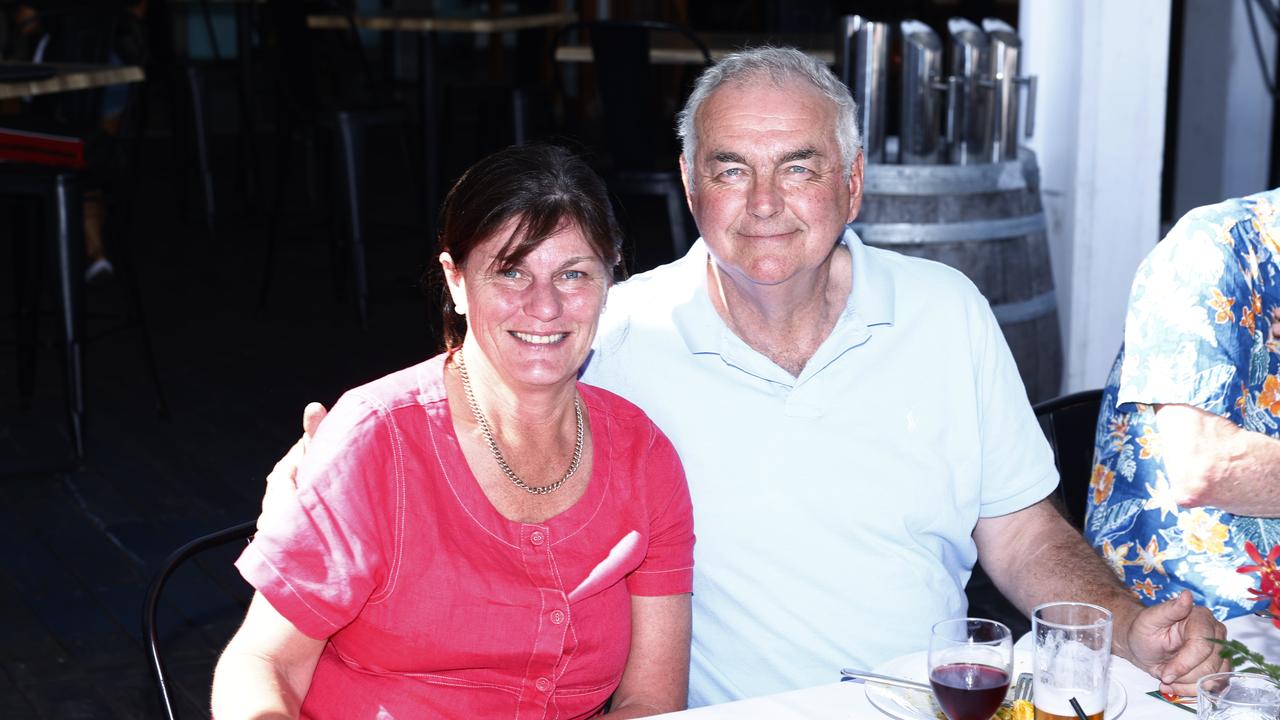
[851,212,1046,244]
[991,290,1057,325]
[863,160,1029,195]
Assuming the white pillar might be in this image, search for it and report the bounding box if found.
[1021,0,1172,393]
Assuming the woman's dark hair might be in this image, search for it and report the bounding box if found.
[433,144,623,350]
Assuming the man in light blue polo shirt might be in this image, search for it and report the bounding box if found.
[584,225,1055,704]
[576,47,1225,706]
[264,46,1228,710]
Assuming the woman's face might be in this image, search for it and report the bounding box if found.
[442,219,610,393]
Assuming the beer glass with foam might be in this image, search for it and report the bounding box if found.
[1032,602,1112,720]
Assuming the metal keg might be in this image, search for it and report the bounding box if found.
[837,15,890,163]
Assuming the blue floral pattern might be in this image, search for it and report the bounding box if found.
[1085,189,1280,620]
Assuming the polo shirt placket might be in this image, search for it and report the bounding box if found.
[516,523,573,719]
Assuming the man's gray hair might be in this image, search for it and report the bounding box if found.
[676,46,863,180]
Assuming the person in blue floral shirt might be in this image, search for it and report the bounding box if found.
[1086,188,1280,620]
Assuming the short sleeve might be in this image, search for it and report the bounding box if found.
[626,428,694,597]
[1117,218,1247,416]
[970,295,1059,518]
[235,391,403,639]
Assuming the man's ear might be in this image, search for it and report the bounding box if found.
[680,153,695,212]
[440,252,467,315]
[846,150,865,224]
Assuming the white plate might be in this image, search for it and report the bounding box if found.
[863,647,1127,720]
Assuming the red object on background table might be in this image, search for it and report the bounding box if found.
[0,126,85,168]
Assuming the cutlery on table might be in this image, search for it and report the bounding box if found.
[840,668,933,693]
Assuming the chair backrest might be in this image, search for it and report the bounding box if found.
[143,520,257,720]
[1032,388,1105,529]
[551,20,710,172]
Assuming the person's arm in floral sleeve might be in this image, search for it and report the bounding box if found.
[1154,403,1280,516]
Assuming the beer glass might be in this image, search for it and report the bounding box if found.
[1197,672,1280,720]
[929,618,1013,720]
[1032,602,1112,720]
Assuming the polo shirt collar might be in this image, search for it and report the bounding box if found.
[844,226,896,327]
[670,226,897,361]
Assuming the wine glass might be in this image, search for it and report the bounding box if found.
[929,618,1014,720]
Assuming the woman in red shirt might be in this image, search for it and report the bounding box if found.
[211,145,695,719]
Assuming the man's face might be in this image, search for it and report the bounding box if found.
[681,79,863,289]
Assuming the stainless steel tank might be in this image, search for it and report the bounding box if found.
[837,15,890,163]
[947,18,993,164]
[899,20,945,164]
[983,17,1036,161]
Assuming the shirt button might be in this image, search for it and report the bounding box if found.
[535,677,552,693]
[530,531,545,546]
[550,610,565,625]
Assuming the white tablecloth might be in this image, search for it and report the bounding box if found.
[657,614,1278,719]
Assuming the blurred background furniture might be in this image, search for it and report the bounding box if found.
[143,520,256,720]
[551,19,708,271]
[257,0,421,330]
[163,0,267,235]
[0,5,164,462]
[305,5,575,245]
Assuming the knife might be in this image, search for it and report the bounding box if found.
[840,668,933,693]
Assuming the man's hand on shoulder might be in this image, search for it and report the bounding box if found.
[1122,591,1228,696]
[258,403,328,531]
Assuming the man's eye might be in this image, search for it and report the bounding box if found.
[562,270,584,280]
[786,165,810,174]
[501,269,521,279]
[720,167,743,178]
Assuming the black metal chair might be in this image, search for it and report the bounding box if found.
[142,520,257,720]
[256,0,413,330]
[963,388,1106,637]
[1,6,167,460]
[550,20,710,268]
[1033,388,1106,529]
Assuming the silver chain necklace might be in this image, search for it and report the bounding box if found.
[453,348,583,496]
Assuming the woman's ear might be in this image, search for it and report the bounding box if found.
[440,252,467,315]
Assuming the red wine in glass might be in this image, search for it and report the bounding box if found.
[929,662,1011,720]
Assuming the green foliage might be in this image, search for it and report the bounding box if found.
[1212,638,1280,682]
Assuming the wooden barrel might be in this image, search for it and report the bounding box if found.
[851,149,1062,403]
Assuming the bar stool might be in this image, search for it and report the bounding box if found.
[1,7,168,460]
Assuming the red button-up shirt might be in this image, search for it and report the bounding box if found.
[238,355,695,719]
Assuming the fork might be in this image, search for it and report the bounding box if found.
[1011,672,1033,703]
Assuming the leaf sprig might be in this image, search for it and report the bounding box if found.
[1211,637,1280,682]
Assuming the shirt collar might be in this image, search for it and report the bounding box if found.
[670,226,897,358]
[844,226,896,327]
